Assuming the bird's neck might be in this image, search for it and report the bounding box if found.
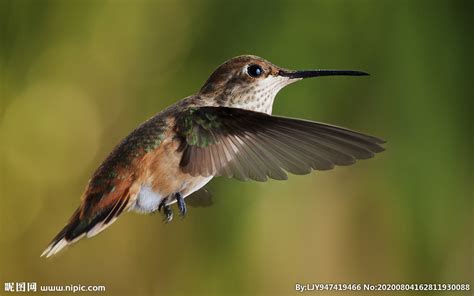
[197,89,276,115]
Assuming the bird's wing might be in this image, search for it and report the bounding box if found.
[176,107,385,182]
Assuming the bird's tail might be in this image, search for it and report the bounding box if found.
[42,181,134,258]
[41,209,85,257]
[41,202,123,257]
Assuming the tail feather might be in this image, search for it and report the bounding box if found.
[41,209,82,257]
[41,199,128,257]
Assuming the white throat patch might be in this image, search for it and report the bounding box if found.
[226,75,294,115]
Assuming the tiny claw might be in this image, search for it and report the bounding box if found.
[162,205,173,223]
[158,197,173,222]
[176,192,187,217]
[158,198,166,212]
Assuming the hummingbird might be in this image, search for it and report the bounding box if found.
[41,55,385,257]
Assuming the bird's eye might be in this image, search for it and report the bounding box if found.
[247,64,263,78]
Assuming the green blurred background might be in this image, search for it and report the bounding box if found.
[0,0,472,295]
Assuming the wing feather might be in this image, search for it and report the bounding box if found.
[176,107,385,182]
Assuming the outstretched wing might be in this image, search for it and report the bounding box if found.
[176,107,385,182]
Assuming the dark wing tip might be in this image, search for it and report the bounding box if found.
[373,136,387,145]
[367,137,387,153]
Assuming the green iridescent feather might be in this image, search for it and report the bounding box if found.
[177,107,221,148]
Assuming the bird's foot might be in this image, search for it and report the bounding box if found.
[158,198,173,223]
[176,192,186,217]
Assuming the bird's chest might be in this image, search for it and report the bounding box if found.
[133,175,212,213]
[131,138,212,213]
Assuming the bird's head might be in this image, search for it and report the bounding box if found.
[199,55,368,114]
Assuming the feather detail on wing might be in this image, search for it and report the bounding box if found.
[176,107,385,182]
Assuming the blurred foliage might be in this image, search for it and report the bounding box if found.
[0,0,472,295]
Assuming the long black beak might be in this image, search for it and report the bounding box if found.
[279,69,369,79]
